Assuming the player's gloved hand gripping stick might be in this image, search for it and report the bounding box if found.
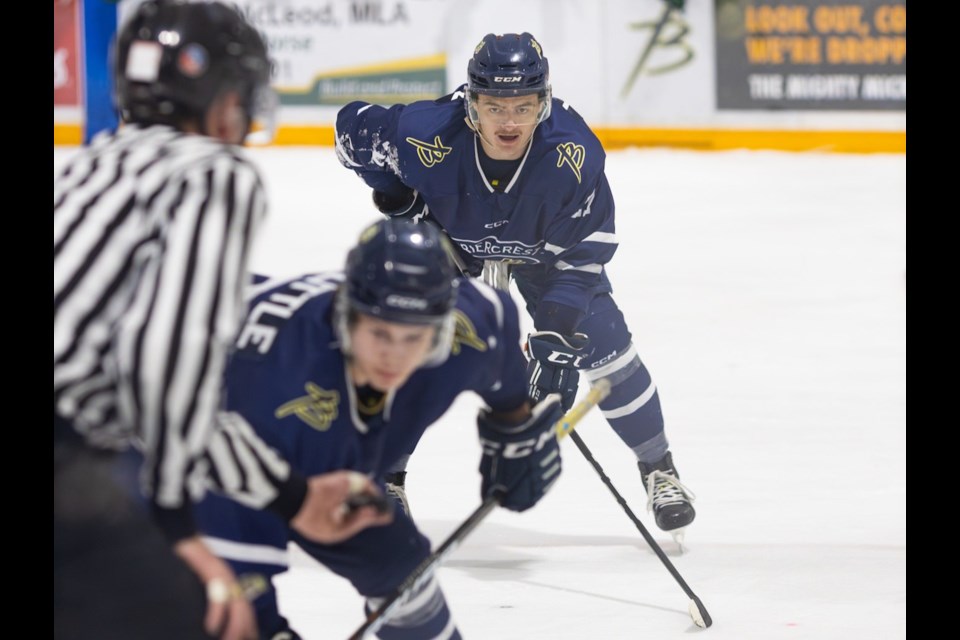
[477,394,564,512]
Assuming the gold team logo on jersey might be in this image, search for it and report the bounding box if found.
[556,143,585,184]
[450,309,487,356]
[275,382,340,431]
[406,135,453,168]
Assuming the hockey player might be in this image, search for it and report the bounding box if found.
[195,218,564,639]
[335,32,696,536]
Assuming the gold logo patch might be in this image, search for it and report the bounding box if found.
[275,382,340,431]
[556,142,585,184]
[406,135,453,168]
[451,309,487,355]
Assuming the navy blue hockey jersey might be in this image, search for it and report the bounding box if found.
[335,87,618,315]
[224,272,528,479]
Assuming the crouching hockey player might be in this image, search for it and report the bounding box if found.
[195,219,563,639]
[335,31,697,541]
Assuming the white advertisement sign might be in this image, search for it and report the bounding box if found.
[239,0,449,121]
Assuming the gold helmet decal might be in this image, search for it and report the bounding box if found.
[530,38,543,59]
[358,220,381,245]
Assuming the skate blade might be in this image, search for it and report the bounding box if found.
[669,527,687,553]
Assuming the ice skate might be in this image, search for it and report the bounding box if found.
[638,452,696,547]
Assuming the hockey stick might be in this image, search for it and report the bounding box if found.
[568,429,712,628]
[347,380,612,640]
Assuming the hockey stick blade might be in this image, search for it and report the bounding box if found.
[346,381,611,640]
[689,595,712,629]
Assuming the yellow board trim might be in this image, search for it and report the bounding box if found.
[54,124,83,145]
[310,53,445,78]
[266,125,904,153]
[56,124,905,154]
[594,128,905,154]
[270,126,336,146]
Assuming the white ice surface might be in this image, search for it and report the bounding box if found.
[54,145,906,640]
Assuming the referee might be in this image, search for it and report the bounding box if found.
[54,2,390,639]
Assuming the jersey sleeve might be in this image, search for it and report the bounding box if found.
[540,168,618,317]
[114,153,268,539]
[530,103,620,320]
[335,101,411,199]
[202,410,307,521]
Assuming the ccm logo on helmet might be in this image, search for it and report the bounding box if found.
[385,294,427,310]
[494,76,522,83]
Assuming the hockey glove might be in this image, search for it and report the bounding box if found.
[526,331,590,412]
[478,395,563,512]
[372,187,429,223]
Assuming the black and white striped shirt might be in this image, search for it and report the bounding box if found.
[54,124,300,527]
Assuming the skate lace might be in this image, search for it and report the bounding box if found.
[645,470,696,513]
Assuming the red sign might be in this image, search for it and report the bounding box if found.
[54,0,80,106]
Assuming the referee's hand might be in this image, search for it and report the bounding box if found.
[174,536,257,640]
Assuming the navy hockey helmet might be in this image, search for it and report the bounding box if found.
[337,219,460,365]
[114,0,275,139]
[466,32,552,127]
[343,219,459,324]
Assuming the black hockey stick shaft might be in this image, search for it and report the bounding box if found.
[568,430,712,627]
[347,381,611,640]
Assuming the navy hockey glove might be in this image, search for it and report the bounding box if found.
[372,187,429,223]
[526,331,590,412]
[478,395,563,512]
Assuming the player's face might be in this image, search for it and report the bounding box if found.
[474,94,541,160]
[349,314,438,392]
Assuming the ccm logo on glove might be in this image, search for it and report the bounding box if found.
[544,350,585,367]
[480,428,556,459]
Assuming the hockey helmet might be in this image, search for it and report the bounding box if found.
[466,32,552,127]
[114,0,275,140]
